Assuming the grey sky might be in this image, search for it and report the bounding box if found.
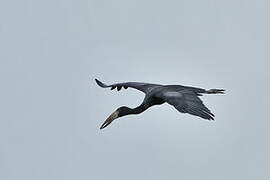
[1,0,270,179]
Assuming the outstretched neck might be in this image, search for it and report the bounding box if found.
[132,104,147,114]
[122,104,147,116]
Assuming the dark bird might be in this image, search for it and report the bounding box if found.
[95,79,225,129]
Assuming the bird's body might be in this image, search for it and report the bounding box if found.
[95,79,224,129]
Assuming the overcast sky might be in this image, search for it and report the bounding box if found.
[1,0,270,179]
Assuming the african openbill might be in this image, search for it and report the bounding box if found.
[95,79,224,129]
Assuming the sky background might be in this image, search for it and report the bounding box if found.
[1,0,270,179]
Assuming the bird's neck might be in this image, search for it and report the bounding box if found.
[126,104,147,115]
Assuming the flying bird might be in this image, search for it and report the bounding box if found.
[95,79,224,129]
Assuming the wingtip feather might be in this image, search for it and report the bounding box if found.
[95,78,108,88]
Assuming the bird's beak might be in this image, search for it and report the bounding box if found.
[100,111,119,129]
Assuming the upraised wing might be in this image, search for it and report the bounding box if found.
[95,79,161,94]
[158,89,215,120]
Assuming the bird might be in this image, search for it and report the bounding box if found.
[95,79,225,129]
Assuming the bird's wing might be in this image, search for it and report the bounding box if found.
[95,79,161,94]
[157,89,215,120]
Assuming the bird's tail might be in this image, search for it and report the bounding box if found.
[205,89,225,94]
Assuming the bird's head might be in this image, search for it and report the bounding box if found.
[100,106,131,129]
[117,106,132,116]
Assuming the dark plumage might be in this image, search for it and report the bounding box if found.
[95,79,225,129]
